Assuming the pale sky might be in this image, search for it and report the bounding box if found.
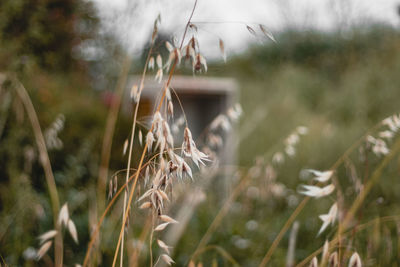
[92,0,400,59]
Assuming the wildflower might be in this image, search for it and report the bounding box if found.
[379,130,394,139]
[123,139,129,155]
[67,219,78,244]
[296,126,309,135]
[138,130,143,146]
[139,202,152,209]
[299,184,335,198]
[321,240,329,262]
[162,121,174,147]
[382,115,400,132]
[155,222,170,231]
[130,84,139,102]
[156,54,162,69]
[272,152,285,165]
[165,41,173,52]
[38,230,57,244]
[227,103,243,121]
[285,145,296,157]
[193,53,207,73]
[210,115,230,131]
[157,239,171,254]
[329,252,338,267]
[182,127,208,167]
[348,252,362,267]
[246,25,256,36]
[36,241,52,260]
[285,133,300,146]
[259,24,277,43]
[167,101,174,119]
[160,214,178,224]
[182,43,196,62]
[165,86,172,101]
[165,47,182,71]
[180,160,193,179]
[58,203,69,227]
[372,139,389,156]
[138,185,168,213]
[318,203,337,235]
[309,256,318,267]
[146,132,154,152]
[161,254,175,265]
[305,169,334,183]
[148,57,155,70]
[173,155,193,180]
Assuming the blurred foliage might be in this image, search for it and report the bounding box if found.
[0,0,99,71]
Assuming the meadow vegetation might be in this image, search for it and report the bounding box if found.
[1,1,400,265]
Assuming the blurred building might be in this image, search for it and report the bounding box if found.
[125,75,239,163]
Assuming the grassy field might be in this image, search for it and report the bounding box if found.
[1,21,400,266]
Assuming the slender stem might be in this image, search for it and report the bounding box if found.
[120,38,155,267]
[111,51,178,267]
[153,255,161,267]
[12,76,63,266]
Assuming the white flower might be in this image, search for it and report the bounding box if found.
[383,116,399,132]
[165,47,181,71]
[156,54,162,69]
[272,152,285,165]
[227,103,243,121]
[285,133,299,146]
[309,257,318,267]
[322,240,329,262]
[58,203,69,227]
[193,53,207,73]
[348,252,362,267]
[210,114,230,132]
[379,130,394,140]
[67,219,79,244]
[299,184,335,198]
[148,57,155,70]
[146,132,154,152]
[329,252,338,267]
[38,230,57,244]
[285,145,296,157]
[372,139,389,156]
[182,127,208,167]
[161,254,175,266]
[296,126,309,135]
[36,241,52,260]
[165,41,173,52]
[318,202,338,235]
[157,239,172,254]
[305,169,333,183]
[182,44,196,62]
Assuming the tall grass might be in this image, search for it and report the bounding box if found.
[2,3,400,267]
